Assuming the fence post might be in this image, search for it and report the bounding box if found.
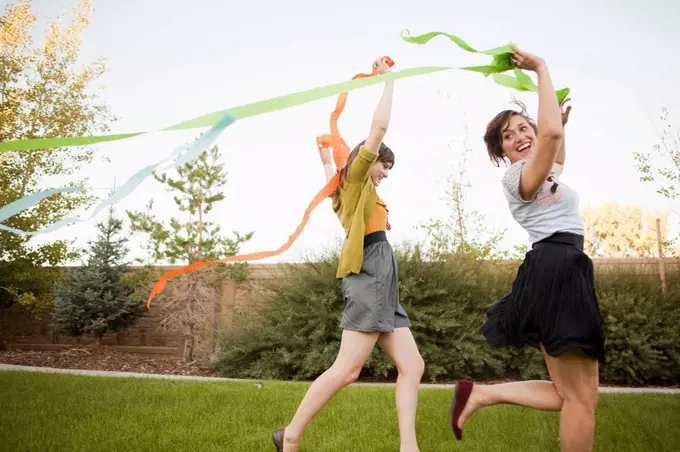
[211,280,223,353]
[656,217,667,295]
[221,278,236,329]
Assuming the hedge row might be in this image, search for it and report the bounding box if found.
[212,245,680,386]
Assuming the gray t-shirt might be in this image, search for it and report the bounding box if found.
[502,160,584,244]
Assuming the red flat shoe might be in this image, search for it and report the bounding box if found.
[449,380,474,440]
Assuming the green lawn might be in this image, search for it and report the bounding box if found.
[1,372,679,452]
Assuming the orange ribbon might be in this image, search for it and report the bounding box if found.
[316,56,395,174]
[316,57,395,230]
[145,57,394,310]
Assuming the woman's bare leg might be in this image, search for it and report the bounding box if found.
[378,328,425,452]
[543,347,599,452]
[456,379,564,429]
[456,345,598,452]
[282,330,380,451]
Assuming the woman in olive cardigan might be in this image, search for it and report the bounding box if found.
[273,57,425,452]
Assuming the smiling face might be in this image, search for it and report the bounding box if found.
[500,114,538,164]
[484,102,539,167]
[369,160,392,187]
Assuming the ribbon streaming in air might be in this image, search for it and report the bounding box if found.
[144,176,339,310]
[316,56,395,188]
[1,30,569,232]
[0,187,83,227]
[0,33,569,156]
[0,66,449,154]
[399,29,571,103]
[0,112,237,235]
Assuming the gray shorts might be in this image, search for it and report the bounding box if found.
[340,236,411,332]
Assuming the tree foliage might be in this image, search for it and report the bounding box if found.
[128,145,253,361]
[634,106,680,201]
[581,202,675,258]
[127,145,252,265]
[52,207,144,340]
[0,0,114,316]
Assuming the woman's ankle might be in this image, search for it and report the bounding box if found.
[283,425,301,443]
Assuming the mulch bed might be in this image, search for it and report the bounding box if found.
[0,347,214,377]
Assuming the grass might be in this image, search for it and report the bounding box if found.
[1,372,679,451]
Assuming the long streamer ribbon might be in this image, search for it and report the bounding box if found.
[0,112,237,235]
[144,173,338,310]
[0,187,82,225]
[0,44,566,155]
[0,66,449,154]
[1,30,567,233]
[316,57,395,181]
[399,29,570,103]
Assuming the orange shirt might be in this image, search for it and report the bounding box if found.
[365,196,388,235]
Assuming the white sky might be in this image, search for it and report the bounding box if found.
[12,0,680,264]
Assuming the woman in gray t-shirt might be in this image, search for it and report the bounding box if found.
[448,45,605,452]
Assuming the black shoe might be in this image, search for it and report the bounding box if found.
[272,428,285,452]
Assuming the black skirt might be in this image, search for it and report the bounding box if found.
[480,232,606,363]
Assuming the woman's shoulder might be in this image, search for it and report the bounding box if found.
[501,160,528,195]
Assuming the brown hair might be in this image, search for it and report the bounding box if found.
[484,100,538,167]
[331,140,394,198]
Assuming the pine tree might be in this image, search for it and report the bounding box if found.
[52,207,144,341]
[128,144,253,361]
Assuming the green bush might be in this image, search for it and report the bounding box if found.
[596,271,680,385]
[0,259,63,320]
[211,253,345,381]
[212,245,680,386]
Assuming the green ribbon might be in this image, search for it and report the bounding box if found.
[0,66,450,153]
[399,29,570,103]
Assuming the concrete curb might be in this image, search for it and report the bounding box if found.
[1,363,679,394]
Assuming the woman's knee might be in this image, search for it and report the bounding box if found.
[576,379,599,409]
[334,363,362,386]
[414,354,425,377]
[398,353,425,380]
[545,349,600,411]
[560,387,599,415]
[342,366,362,386]
[554,371,599,410]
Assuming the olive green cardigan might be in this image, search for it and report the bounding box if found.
[332,146,379,279]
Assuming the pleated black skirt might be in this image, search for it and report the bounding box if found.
[480,232,606,363]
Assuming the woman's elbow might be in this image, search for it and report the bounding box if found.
[370,122,389,136]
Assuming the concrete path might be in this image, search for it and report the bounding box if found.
[2,363,679,394]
